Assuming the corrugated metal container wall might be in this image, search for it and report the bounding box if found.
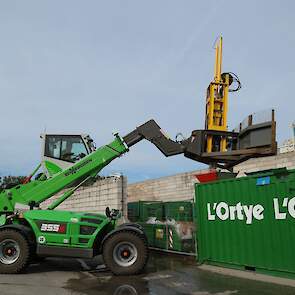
[195,168,295,277]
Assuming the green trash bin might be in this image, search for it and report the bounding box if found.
[153,224,168,249]
[127,201,140,222]
[141,201,164,222]
[164,201,193,222]
[166,225,195,252]
[131,200,196,254]
[138,222,155,247]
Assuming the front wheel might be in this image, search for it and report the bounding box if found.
[0,230,30,274]
[103,231,148,275]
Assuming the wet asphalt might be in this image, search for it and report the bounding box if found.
[0,252,294,295]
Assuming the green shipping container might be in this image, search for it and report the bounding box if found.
[195,168,295,278]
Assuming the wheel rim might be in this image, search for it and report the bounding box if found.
[114,285,138,295]
[0,239,20,265]
[113,241,138,267]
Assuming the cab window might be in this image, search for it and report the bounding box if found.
[45,135,88,162]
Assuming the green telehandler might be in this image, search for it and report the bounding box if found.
[0,116,276,275]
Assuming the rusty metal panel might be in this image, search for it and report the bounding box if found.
[195,168,295,277]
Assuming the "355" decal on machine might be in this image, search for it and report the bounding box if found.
[39,223,67,234]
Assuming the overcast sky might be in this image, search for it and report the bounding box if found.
[0,1,294,183]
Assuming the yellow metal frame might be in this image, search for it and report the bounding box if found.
[205,37,230,153]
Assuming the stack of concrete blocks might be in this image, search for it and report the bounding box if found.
[41,176,128,217]
[279,138,295,154]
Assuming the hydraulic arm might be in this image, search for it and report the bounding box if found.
[123,117,277,168]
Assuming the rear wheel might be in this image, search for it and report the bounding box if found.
[0,230,30,274]
[103,231,148,275]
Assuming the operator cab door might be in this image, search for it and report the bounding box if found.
[42,135,90,177]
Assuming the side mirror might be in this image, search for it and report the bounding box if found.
[105,207,111,218]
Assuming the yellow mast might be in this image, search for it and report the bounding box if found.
[205,37,229,153]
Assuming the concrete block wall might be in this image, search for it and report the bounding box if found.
[127,169,211,202]
[41,176,128,217]
[127,151,295,203]
[233,151,295,173]
[39,151,295,213]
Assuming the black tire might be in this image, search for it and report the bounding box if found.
[103,231,148,275]
[0,229,30,274]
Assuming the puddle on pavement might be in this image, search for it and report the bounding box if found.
[66,272,149,295]
[145,251,196,272]
[65,252,295,295]
[65,252,195,295]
